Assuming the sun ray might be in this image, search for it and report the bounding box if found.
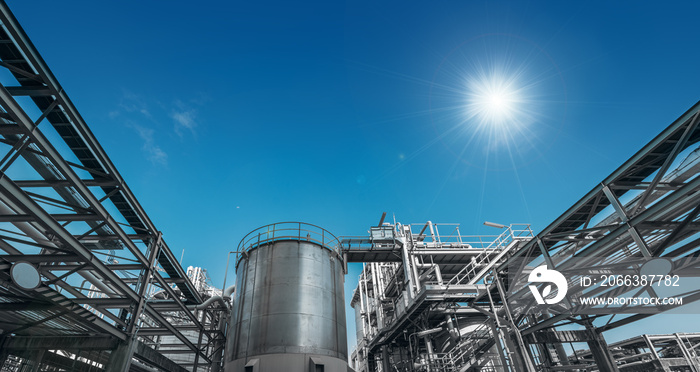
[429,33,567,171]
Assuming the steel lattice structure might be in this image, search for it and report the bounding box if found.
[346,101,700,372]
[0,2,228,371]
[1,0,700,371]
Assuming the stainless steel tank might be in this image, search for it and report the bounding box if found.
[225,222,349,372]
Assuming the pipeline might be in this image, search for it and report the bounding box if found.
[445,315,459,342]
[189,285,235,310]
[413,257,443,285]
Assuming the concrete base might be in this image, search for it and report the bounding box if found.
[227,353,353,372]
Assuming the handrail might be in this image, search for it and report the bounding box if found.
[446,224,533,286]
[442,321,493,369]
[235,222,340,265]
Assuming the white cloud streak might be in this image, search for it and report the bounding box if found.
[133,124,168,166]
[171,100,198,137]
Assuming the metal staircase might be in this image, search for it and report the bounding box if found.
[447,225,531,287]
[441,321,497,372]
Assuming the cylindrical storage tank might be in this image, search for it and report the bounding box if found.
[225,222,348,372]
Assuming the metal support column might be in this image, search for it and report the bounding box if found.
[127,232,162,335]
[488,320,511,371]
[105,338,136,372]
[0,336,8,368]
[552,341,571,366]
[381,345,392,372]
[193,309,206,371]
[211,309,227,372]
[494,275,537,372]
[584,322,619,372]
[29,349,45,372]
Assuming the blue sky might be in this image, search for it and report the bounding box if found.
[7,0,700,352]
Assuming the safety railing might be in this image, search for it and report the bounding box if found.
[446,224,533,286]
[409,222,533,249]
[431,354,457,371]
[235,222,340,264]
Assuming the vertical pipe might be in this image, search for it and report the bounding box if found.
[445,315,458,342]
[401,237,416,299]
[371,263,383,328]
[553,342,571,366]
[428,221,436,243]
[433,262,443,285]
[423,336,434,372]
[359,265,368,337]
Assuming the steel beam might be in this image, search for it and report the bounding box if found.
[0,173,140,302]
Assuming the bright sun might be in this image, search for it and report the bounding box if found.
[428,33,567,169]
[466,74,522,128]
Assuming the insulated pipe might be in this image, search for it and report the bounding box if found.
[189,285,235,310]
[400,235,417,298]
[223,284,235,298]
[424,336,435,372]
[413,257,443,285]
[191,296,227,310]
[445,315,459,342]
[370,263,383,328]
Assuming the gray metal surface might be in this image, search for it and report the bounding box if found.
[229,238,347,361]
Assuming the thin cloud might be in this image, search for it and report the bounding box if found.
[133,124,168,166]
[171,100,198,137]
[110,91,167,166]
[119,90,152,119]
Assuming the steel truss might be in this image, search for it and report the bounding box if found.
[573,333,700,371]
[0,1,227,371]
[347,101,700,372]
[500,100,700,363]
